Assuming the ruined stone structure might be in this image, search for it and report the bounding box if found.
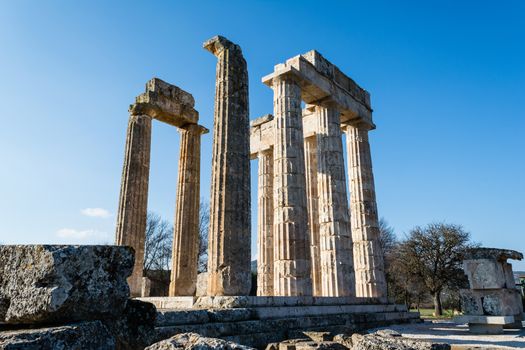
[456,248,524,334]
[116,40,387,300]
[252,51,386,298]
[204,36,251,296]
[115,78,208,297]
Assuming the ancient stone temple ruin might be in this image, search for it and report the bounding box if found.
[112,35,418,347]
[456,248,524,334]
[116,37,387,301]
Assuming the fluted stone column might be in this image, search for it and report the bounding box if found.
[115,112,152,297]
[257,149,274,296]
[316,104,354,296]
[304,136,321,296]
[272,75,312,296]
[170,124,207,296]
[204,35,251,296]
[344,123,387,299]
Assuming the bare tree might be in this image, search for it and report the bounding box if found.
[397,223,474,316]
[378,217,397,258]
[198,201,210,273]
[143,212,173,272]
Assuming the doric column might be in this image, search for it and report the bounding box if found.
[344,122,387,299]
[304,135,321,296]
[115,112,152,297]
[169,124,207,296]
[257,149,274,296]
[316,104,354,296]
[272,75,312,296]
[204,35,251,296]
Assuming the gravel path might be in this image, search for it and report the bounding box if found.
[373,320,525,349]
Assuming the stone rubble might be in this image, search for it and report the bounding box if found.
[145,332,256,350]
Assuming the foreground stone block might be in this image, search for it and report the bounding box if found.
[0,245,133,324]
[351,332,450,350]
[460,288,522,316]
[0,320,115,350]
[105,299,156,350]
[146,332,255,350]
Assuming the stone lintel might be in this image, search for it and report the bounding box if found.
[250,114,274,127]
[262,54,372,126]
[203,35,241,56]
[250,115,274,159]
[465,247,523,262]
[130,78,199,128]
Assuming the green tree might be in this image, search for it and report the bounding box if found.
[398,223,474,316]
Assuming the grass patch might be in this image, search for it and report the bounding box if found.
[411,308,455,319]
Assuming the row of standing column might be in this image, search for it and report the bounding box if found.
[258,75,386,298]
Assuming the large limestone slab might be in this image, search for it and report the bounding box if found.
[146,332,255,350]
[462,259,507,289]
[0,320,116,350]
[459,289,523,316]
[0,245,133,324]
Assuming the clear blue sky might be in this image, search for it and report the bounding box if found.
[1,1,524,269]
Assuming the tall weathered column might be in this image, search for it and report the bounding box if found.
[257,149,274,296]
[204,35,251,296]
[315,104,354,296]
[115,112,152,297]
[344,122,387,299]
[304,135,321,296]
[170,124,208,296]
[272,75,312,296]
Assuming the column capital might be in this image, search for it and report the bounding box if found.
[203,35,243,57]
[341,120,376,132]
[179,123,209,135]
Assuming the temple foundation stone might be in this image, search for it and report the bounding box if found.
[204,35,251,296]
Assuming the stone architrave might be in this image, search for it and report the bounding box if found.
[271,74,312,296]
[304,134,321,296]
[115,112,152,296]
[344,122,387,299]
[315,103,354,296]
[204,36,251,296]
[170,124,209,296]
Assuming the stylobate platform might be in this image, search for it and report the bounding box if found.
[137,296,421,349]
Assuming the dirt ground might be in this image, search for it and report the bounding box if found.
[374,320,525,349]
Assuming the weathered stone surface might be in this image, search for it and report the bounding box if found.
[343,123,387,300]
[115,111,152,296]
[256,149,274,296]
[315,103,353,297]
[462,259,507,289]
[132,78,199,127]
[105,299,156,350]
[460,289,523,316]
[351,332,450,350]
[332,334,352,349]
[271,74,312,296]
[0,321,115,350]
[196,273,208,297]
[170,124,208,296]
[0,245,133,324]
[145,332,255,350]
[464,247,523,261]
[302,331,331,343]
[204,35,251,296]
